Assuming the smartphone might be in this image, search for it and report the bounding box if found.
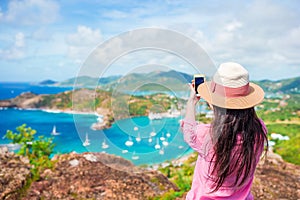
[193,74,205,97]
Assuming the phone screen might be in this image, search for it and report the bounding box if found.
[194,76,204,96]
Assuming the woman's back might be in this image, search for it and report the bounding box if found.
[181,116,267,199]
[182,62,268,199]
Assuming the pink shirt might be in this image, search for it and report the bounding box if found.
[181,119,266,200]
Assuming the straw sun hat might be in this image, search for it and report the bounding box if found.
[197,62,264,109]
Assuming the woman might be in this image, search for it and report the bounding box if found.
[181,62,268,199]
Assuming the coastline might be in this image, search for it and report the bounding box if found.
[146,148,195,169]
[41,108,99,115]
[0,106,182,132]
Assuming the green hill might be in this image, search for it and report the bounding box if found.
[58,70,193,91]
[58,71,299,94]
[255,76,300,94]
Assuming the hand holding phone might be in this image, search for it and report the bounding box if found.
[193,74,205,97]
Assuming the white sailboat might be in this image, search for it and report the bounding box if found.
[160,132,166,141]
[122,149,128,154]
[135,132,141,142]
[131,151,139,160]
[166,132,171,138]
[102,139,109,149]
[162,140,169,146]
[125,136,134,147]
[51,125,60,136]
[159,147,165,155]
[154,138,161,150]
[148,136,153,143]
[83,133,90,146]
[150,129,157,137]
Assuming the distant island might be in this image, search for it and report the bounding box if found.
[38,79,57,85]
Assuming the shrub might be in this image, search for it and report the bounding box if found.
[5,124,55,179]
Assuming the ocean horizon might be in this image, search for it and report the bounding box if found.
[0,82,73,100]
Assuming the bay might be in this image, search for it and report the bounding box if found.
[0,108,191,165]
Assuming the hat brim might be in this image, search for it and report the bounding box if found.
[197,81,264,109]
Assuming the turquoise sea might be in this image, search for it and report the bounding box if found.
[0,108,191,165]
[0,83,193,165]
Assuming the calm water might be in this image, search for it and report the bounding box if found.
[0,82,73,99]
[0,82,194,165]
[0,108,192,165]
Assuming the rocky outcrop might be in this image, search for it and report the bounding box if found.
[0,147,31,200]
[0,92,40,108]
[251,151,300,199]
[23,152,178,199]
[1,146,299,200]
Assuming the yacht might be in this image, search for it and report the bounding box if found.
[131,152,139,160]
[135,132,141,142]
[162,140,169,146]
[160,132,165,141]
[101,139,109,149]
[122,149,128,154]
[125,136,134,147]
[150,129,157,137]
[83,133,90,146]
[51,125,60,136]
[154,138,161,150]
[166,132,171,138]
[159,148,165,155]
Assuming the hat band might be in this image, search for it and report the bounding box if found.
[211,81,250,98]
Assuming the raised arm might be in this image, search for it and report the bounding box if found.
[185,83,199,121]
[181,83,210,153]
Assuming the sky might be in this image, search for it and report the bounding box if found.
[0,0,299,82]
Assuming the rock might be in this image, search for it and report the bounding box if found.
[0,151,31,200]
[0,146,8,154]
[24,152,178,199]
[69,159,80,167]
[83,153,98,162]
[251,150,300,200]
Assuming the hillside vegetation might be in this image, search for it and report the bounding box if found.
[256,93,300,165]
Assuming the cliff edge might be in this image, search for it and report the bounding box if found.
[1,147,299,199]
[23,152,178,200]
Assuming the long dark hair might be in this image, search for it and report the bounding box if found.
[209,106,268,192]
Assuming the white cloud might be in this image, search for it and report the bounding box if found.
[66,25,103,59]
[178,1,300,80]
[0,48,24,60]
[0,0,59,25]
[225,20,243,32]
[15,32,25,48]
[0,32,26,60]
[102,10,128,19]
[1,0,300,81]
[66,25,103,46]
